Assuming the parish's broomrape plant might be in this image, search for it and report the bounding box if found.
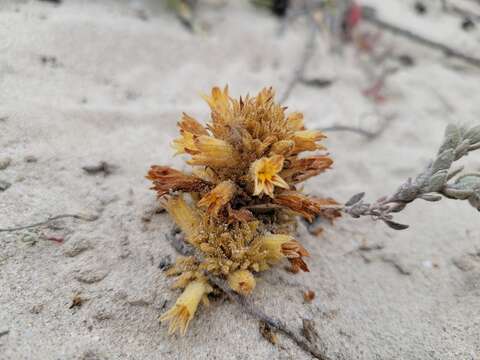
[147,86,340,335]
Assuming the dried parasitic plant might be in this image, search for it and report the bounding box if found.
[147,86,340,335]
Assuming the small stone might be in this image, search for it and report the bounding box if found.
[69,294,87,309]
[63,235,93,257]
[20,232,37,246]
[119,235,130,259]
[24,155,38,163]
[414,1,426,15]
[30,304,44,314]
[0,157,11,170]
[301,319,320,343]
[422,260,433,269]
[0,180,11,191]
[82,161,117,176]
[452,254,480,272]
[93,307,113,321]
[461,18,475,31]
[75,265,109,284]
[380,254,412,275]
[123,271,157,306]
[303,290,315,303]
[79,350,106,360]
[158,255,172,270]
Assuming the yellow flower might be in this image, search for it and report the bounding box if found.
[172,131,197,155]
[197,181,236,215]
[172,113,208,155]
[227,269,256,295]
[273,191,340,222]
[250,155,289,197]
[280,155,333,184]
[160,280,212,335]
[202,86,230,114]
[259,234,309,264]
[270,140,295,156]
[187,136,240,168]
[292,130,326,153]
[164,196,201,241]
[286,112,304,131]
[178,112,208,136]
[146,166,211,197]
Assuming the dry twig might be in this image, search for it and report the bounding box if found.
[0,213,98,233]
[279,15,318,103]
[362,7,480,69]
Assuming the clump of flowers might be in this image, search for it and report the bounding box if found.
[147,86,340,335]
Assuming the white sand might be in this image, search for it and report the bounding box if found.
[1,1,480,359]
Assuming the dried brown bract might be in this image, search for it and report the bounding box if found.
[147,86,338,334]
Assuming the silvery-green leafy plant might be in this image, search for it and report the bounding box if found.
[344,124,480,229]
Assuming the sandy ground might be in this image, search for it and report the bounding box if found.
[1,1,480,359]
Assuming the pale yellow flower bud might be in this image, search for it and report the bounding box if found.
[160,280,212,336]
[164,196,200,240]
[227,269,256,296]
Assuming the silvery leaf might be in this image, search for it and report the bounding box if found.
[442,186,473,200]
[419,193,443,202]
[426,170,448,192]
[432,149,454,173]
[464,125,480,145]
[383,220,409,230]
[345,192,365,206]
[468,193,480,210]
[438,124,461,155]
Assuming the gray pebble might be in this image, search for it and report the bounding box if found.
[75,266,110,284]
[0,157,11,170]
[93,306,113,321]
[24,155,38,163]
[63,235,93,257]
[0,180,11,191]
[158,255,172,270]
[452,254,480,272]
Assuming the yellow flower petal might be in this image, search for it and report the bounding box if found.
[197,180,236,215]
[250,155,289,197]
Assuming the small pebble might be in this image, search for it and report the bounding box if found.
[158,255,172,270]
[63,235,93,257]
[398,54,415,67]
[93,307,113,321]
[0,157,11,170]
[82,161,117,176]
[303,290,315,303]
[75,266,110,284]
[24,155,38,163]
[422,260,433,269]
[30,304,44,314]
[0,180,11,191]
[461,18,475,31]
[414,1,426,15]
[20,232,37,246]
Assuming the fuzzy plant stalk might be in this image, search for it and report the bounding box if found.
[344,123,480,229]
[147,86,340,335]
